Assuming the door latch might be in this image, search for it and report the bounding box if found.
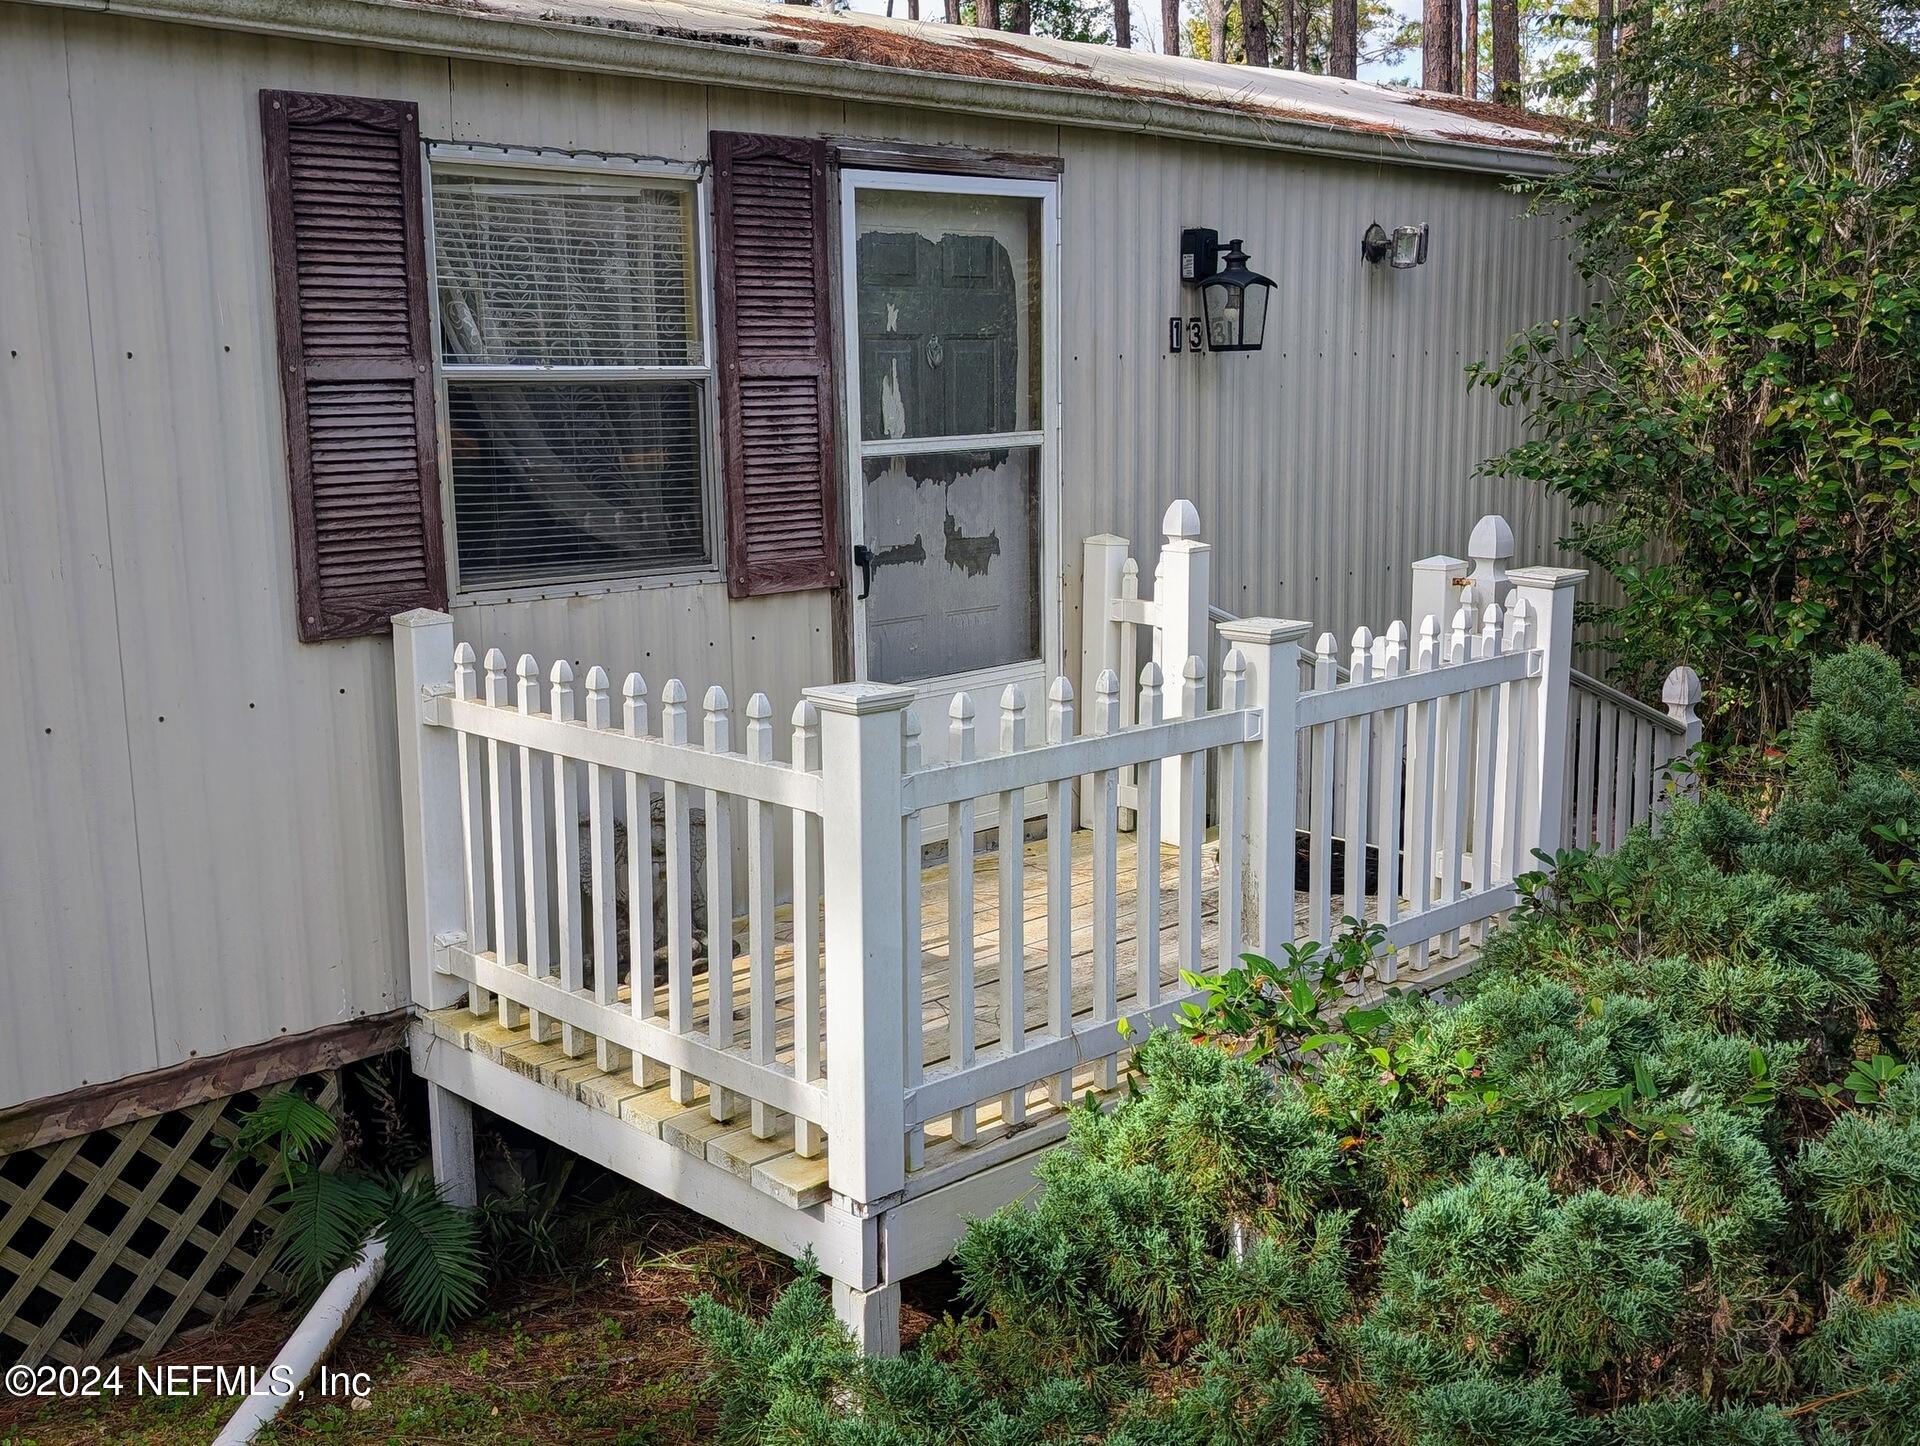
[852,543,874,601]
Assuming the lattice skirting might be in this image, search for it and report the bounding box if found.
[0,1073,342,1367]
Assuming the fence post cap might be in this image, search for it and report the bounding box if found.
[1161,498,1201,539]
[1468,514,1515,560]
[803,681,916,716]
[390,608,452,629]
[1662,666,1702,709]
[1507,565,1589,590]
[1216,616,1314,646]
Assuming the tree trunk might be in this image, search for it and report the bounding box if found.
[1242,0,1268,65]
[1462,0,1478,97]
[981,0,1000,27]
[1594,0,1615,125]
[1163,0,1181,53]
[1294,0,1309,69]
[1422,0,1456,92]
[1114,0,1133,49]
[1617,10,1647,126]
[1205,0,1227,61]
[907,0,919,16]
[1490,0,1519,104]
[945,0,961,21]
[1007,0,1031,30]
[1281,0,1295,65]
[1330,0,1356,76]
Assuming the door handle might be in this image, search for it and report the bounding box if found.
[852,544,874,601]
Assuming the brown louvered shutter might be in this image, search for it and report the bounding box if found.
[261,90,445,642]
[711,132,842,599]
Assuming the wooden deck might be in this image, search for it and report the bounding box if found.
[418,825,1481,1217]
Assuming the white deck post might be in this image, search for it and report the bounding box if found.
[392,609,466,1012]
[1662,666,1704,805]
[1154,500,1211,832]
[833,1278,902,1358]
[426,1083,477,1209]
[1410,554,1469,638]
[1466,515,1514,608]
[1215,618,1312,960]
[1509,567,1586,864]
[1079,533,1130,828]
[805,682,914,1214]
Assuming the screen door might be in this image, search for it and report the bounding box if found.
[838,172,1060,775]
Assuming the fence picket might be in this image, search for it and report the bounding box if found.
[484,649,520,1026]
[1497,603,1533,883]
[585,667,626,1073]
[516,655,552,1042]
[1402,621,1440,972]
[624,674,663,1088]
[1134,664,1164,1007]
[947,694,979,1145]
[1439,614,1474,959]
[1610,707,1635,848]
[661,680,695,1106]
[1091,670,1121,1090]
[1044,679,1076,1106]
[1343,629,1374,930]
[997,686,1029,1127]
[1308,634,1338,943]
[550,662,587,1059]
[1375,625,1407,980]
[743,694,778,1140]
[1218,650,1248,966]
[1468,608,1502,946]
[454,644,492,1017]
[703,688,737,1124]
[1176,658,1208,983]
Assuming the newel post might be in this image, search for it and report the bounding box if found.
[1467,515,1515,608]
[1216,618,1313,959]
[392,610,467,1013]
[1411,553,1469,636]
[804,681,915,1212]
[1154,500,1211,825]
[1662,666,1704,806]
[1508,567,1587,864]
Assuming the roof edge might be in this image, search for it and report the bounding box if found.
[36,0,1567,178]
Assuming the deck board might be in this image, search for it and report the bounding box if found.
[423,827,1477,1210]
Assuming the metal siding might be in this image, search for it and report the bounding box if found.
[0,7,160,1104]
[43,15,455,1094]
[1056,132,1587,678]
[1,3,1581,1108]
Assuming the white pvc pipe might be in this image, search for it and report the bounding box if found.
[211,1234,389,1445]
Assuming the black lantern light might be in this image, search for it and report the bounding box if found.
[1361,221,1430,269]
[1178,228,1276,353]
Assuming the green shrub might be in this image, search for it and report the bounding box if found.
[1513,1191,1698,1377]
[1796,1110,1920,1299]
[1108,1324,1323,1446]
[1596,1398,1798,1446]
[1653,1114,1786,1289]
[1793,1301,1920,1445]
[954,1032,1343,1360]
[1400,1375,1591,1446]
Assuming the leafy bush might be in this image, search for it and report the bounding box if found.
[696,645,1920,1442]
[1472,0,1920,741]
[235,1086,483,1332]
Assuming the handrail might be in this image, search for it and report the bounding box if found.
[1570,668,1681,735]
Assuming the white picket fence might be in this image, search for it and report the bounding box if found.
[391,503,1700,1222]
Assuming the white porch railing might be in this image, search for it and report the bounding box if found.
[392,502,1694,1223]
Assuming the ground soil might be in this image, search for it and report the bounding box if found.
[0,1189,948,1445]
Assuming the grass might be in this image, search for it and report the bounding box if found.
[0,1190,830,1446]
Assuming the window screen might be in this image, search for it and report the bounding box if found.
[430,165,711,590]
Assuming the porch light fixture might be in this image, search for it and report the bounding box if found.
[1362,221,1430,269]
[1178,228,1276,353]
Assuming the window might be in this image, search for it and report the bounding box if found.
[428,158,713,592]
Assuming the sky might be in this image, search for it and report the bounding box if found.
[837,0,1425,86]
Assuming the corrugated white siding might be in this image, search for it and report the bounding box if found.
[0,1,1581,1109]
